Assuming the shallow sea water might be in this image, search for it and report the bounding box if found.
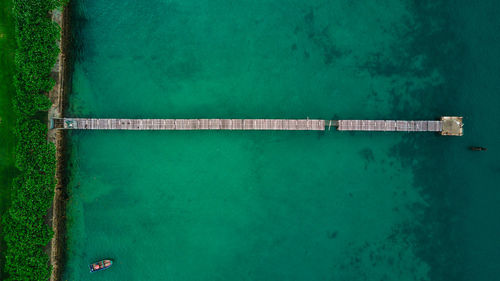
[64,1,500,280]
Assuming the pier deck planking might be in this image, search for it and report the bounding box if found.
[52,118,458,134]
[53,118,326,131]
[337,120,442,132]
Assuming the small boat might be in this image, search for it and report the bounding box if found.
[470,146,487,151]
[89,259,113,273]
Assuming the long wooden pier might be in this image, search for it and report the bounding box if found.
[51,118,326,130]
[51,117,463,135]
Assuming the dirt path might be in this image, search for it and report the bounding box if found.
[48,5,71,281]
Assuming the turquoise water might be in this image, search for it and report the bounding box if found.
[64,1,500,280]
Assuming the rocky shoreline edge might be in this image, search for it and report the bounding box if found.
[48,4,71,281]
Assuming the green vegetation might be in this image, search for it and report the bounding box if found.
[0,0,20,278]
[0,0,17,219]
[1,0,64,280]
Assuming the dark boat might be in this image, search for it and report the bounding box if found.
[470,146,487,151]
[89,259,113,273]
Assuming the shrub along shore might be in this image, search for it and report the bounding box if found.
[2,0,65,280]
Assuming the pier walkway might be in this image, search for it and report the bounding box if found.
[51,117,463,135]
[337,120,442,132]
[51,118,326,131]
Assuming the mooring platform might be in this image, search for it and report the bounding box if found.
[440,116,463,136]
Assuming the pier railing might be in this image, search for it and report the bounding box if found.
[51,116,463,135]
[51,118,326,131]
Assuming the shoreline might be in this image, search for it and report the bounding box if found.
[48,4,71,281]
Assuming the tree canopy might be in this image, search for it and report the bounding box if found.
[2,0,65,280]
